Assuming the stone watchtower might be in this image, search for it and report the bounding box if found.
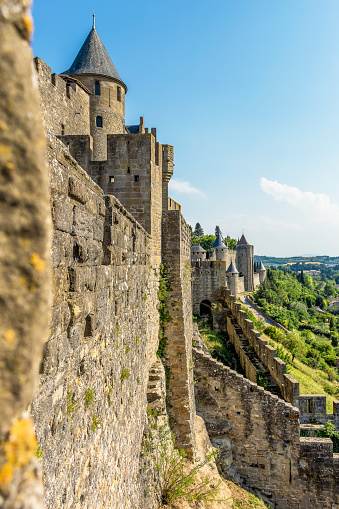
[62,15,127,160]
[258,260,266,284]
[236,234,254,292]
[226,260,239,298]
[209,234,228,261]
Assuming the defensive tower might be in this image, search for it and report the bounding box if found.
[62,16,127,160]
[236,233,254,292]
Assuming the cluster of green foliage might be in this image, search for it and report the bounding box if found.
[84,388,96,407]
[195,316,235,369]
[157,264,171,359]
[253,267,339,381]
[189,223,237,252]
[120,367,130,382]
[300,421,339,453]
[141,420,224,507]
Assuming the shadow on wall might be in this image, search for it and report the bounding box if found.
[200,300,212,316]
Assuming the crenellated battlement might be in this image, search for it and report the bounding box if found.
[34,57,91,138]
[194,345,339,508]
[219,288,339,428]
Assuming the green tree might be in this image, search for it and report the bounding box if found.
[215,225,222,237]
[194,222,204,237]
[227,237,237,250]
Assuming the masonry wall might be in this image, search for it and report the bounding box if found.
[236,244,254,292]
[84,133,163,264]
[162,210,196,457]
[31,136,161,509]
[34,57,91,138]
[0,4,50,505]
[73,75,126,160]
[193,348,339,509]
[223,289,339,426]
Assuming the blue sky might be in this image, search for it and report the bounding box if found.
[32,0,339,257]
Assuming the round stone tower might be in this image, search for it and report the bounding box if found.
[226,260,239,298]
[62,16,127,160]
[191,245,206,264]
[210,234,228,262]
[258,261,266,284]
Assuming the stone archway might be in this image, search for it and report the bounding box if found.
[200,299,212,316]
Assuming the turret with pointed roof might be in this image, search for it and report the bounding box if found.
[210,233,228,261]
[63,17,127,160]
[62,17,127,91]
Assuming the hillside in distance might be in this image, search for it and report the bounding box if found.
[254,255,339,266]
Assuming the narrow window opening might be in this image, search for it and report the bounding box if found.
[110,176,115,183]
[61,124,65,136]
[109,88,111,107]
[127,167,130,174]
[117,86,122,102]
[96,116,103,128]
[95,81,100,95]
[134,175,139,183]
[307,399,311,413]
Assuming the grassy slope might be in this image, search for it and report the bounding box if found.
[261,333,339,413]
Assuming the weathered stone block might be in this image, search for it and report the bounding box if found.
[52,195,73,233]
[73,206,94,238]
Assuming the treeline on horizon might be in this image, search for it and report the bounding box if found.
[254,255,339,266]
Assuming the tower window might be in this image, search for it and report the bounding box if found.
[134,175,139,183]
[117,86,122,102]
[61,124,65,136]
[95,81,100,95]
[96,116,103,128]
[109,176,115,183]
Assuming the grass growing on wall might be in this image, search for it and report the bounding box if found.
[195,316,236,370]
[226,480,269,508]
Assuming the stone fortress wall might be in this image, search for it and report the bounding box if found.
[34,57,91,138]
[217,288,339,428]
[29,46,197,507]
[196,287,339,507]
[193,346,339,509]
[1,6,338,507]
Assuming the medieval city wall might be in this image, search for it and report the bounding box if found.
[193,348,339,509]
[162,209,197,457]
[31,135,161,509]
[34,57,91,138]
[222,289,339,427]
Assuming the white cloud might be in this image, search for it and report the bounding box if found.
[169,178,205,196]
[260,177,339,225]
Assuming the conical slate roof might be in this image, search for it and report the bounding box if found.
[258,261,266,271]
[211,234,227,249]
[238,234,249,245]
[226,261,238,274]
[191,245,206,253]
[62,25,126,89]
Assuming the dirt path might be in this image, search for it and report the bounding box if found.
[239,295,280,328]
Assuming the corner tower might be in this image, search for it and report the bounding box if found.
[62,16,127,160]
[236,234,254,292]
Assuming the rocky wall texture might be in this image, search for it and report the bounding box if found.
[31,136,161,508]
[192,260,229,315]
[162,210,197,458]
[0,1,51,506]
[75,76,125,161]
[193,347,339,509]
[34,57,91,138]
